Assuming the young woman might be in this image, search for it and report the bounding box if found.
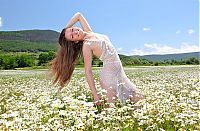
[49,12,144,105]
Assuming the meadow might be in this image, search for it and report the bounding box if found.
[0,65,199,130]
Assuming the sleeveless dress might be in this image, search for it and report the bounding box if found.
[84,33,141,104]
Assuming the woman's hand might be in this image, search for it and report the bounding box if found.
[94,94,102,106]
[65,12,80,28]
[65,12,92,32]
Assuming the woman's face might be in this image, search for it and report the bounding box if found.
[64,27,84,42]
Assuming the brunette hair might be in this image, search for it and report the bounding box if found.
[48,28,83,88]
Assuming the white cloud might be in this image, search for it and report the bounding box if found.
[142,28,151,32]
[130,43,200,56]
[176,30,181,34]
[0,17,2,28]
[188,29,195,34]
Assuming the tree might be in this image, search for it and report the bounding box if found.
[38,51,56,66]
[186,57,199,65]
[38,52,49,65]
[47,51,56,61]
[16,54,35,67]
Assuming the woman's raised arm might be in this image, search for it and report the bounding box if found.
[65,12,92,32]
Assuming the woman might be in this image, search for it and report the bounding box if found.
[49,12,144,105]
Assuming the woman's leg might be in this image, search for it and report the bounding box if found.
[99,79,117,103]
[121,75,144,103]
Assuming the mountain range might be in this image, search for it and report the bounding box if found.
[0,30,199,61]
[134,52,200,61]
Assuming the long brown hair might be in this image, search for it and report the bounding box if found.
[48,28,83,88]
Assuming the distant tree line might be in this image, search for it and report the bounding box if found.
[0,51,199,70]
[0,53,35,70]
[0,51,55,69]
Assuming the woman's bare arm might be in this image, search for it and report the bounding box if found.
[82,43,98,97]
[82,44,97,95]
[65,12,92,32]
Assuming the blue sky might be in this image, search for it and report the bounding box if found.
[0,0,199,55]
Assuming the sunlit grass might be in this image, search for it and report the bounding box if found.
[0,65,199,130]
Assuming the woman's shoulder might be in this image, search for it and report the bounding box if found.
[94,32,108,38]
[96,33,110,43]
[83,32,99,42]
[84,32,109,43]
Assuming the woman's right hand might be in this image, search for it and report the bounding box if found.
[94,94,102,106]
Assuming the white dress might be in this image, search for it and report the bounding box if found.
[84,33,141,104]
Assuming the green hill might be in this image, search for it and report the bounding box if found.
[135,52,200,61]
[0,30,59,42]
[0,30,59,52]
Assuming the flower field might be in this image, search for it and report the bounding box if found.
[0,65,199,130]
